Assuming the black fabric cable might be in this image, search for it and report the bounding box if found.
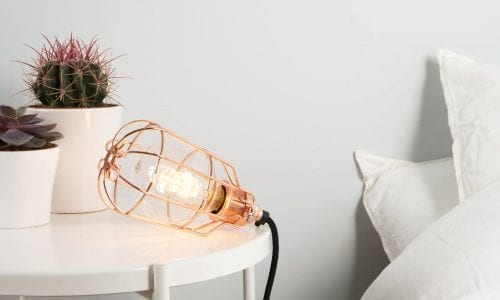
[255,210,279,300]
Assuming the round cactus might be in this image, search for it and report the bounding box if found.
[23,35,117,108]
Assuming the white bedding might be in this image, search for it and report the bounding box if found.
[362,182,500,300]
[355,150,458,261]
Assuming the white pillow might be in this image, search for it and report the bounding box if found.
[440,50,500,201]
[355,150,458,260]
[362,182,500,300]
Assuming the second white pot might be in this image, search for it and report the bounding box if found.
[27,105,123,213]
[0,146,59,228]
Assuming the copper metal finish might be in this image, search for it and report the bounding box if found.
[98,120,262,235]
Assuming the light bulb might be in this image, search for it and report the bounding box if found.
[130,156,225,225]
[98,120,263,235]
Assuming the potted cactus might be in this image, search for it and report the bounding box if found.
[0,105,62,228]
[21,35,123,213]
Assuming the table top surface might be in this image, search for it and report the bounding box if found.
[0,210,270,275]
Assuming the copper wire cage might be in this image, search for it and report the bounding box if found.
[97,120,263,235]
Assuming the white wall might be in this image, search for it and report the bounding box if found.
[2,1,500,299]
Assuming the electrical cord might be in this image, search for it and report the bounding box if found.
[255,210,279,300]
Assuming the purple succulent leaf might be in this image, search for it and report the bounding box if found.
[35,131,63,142]
[17,114,38,123]
[23,137,46,148]
[16,107,27,117]
[18,123,57,134]
[0,115,19,127]
[0,129,33,146]
[0,106,17,118]
[24,117,44,125]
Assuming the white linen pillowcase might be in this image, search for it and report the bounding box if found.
[355,150,458,260]
[362,182,500,300]
[440,50,500,201]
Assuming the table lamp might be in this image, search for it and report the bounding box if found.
[97,120,278,300]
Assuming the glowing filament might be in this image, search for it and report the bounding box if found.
[148,165,202,201]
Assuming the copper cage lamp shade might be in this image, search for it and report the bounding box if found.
[97,120,264,235]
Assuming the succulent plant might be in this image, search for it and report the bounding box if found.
[0,105,62,150]
[21,35,117,108]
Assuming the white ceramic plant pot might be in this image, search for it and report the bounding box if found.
[0,146,59,228]
[27,106,123,213]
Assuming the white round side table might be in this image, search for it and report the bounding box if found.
[0,210,272,300]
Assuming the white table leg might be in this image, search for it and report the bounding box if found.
[19,297,29,300]
[153,265,171,300]
[243,266,256,300]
